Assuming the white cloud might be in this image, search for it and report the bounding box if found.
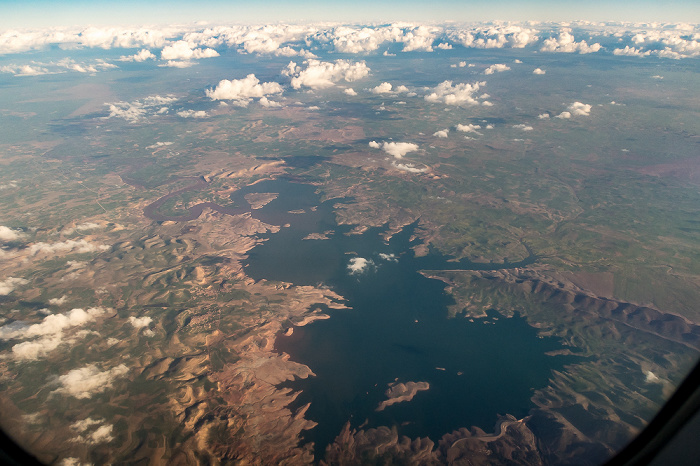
[324,26,391,53]
[425,80,485,106]
[613,46,652,57]
[458,61,467,67]
[118,49,155,62]
[540,30,601,54]
[568,102,592,116]
[538,113,550,119]
[147,141,173,149]
[206,74,283,107]
[284,59,370,89]
[557,101,592,118]
[159,60,196,68]
[317,24,437,54]
[645,370,661,384]
[160,40,219,61]
[63,222,100,235]
[56,58,117,74]
[0,64,51,76]
[484,63,510,75]
[128,316,153,336]
[400,25,437,52]
[370,141,420,159]
[1,307,108,361]
[393,162,427,173]
[449,25,539,49]
[456,123,482,134]
[52,364,129,399]
[104,94,177,123]
[0,226,25,242]
[48,295,68,306]
[177,109,207,118]
[651,75,664,80]
[533,68,546,75]
[513,124,534,131]
[343,88,357,96]
[27,239,109,257]
[71,418,114,445]
[259,96,282,107]
[0,277,28,295]
[348,257,373,275]
[0,26,174,55]
[0,307,106,340]
[433,129,449,138]
[379,253,398,262]
[371,82,394,94]
[437,43,452,50]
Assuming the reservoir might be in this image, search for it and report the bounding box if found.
[241,179,577,456]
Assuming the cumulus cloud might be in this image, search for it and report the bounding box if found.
[70,418,114,445]
[56,58,117,74]
[449,25,539,49]
[393,162,427,173]
[159,60,196,68]
[316,24,437,53]
[0,226,25,242]
[118,49,156,62]
[128,316,154,336]
[379,253,398,262]
[177,109,207,118]
[613,46,652,57]
[541,30,601,53]
[27,239,109,257]
[369,141,420,159]
[0,277,28,295]
[105,94,177,123]
[259,96,282,107]
[343,88,357,96]
[52,364,129,399]
[146,141,173,149]
[205,74,283,106]
[0,26,174,55]
[48,295,68,306]
[0,307,108,361]
[622,29,700,59]
[513,124,534,131]
[533,67,546,75]
[348,257,373,275]
[433,129,449,138]
[160,40,219,61]
[0,308,106,340]
[538,113,550,119]
[437,42,452,50]
[62,222,100,235]
[557,101,592,118]
[0,64,51,76]
[371,82,393,94]
[456,123,482,134]
[425,80,485,106]
[484,63,510,75]
[284,59,370,89]
[370,82,409,94]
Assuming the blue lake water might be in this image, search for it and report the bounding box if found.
[241,179,577,456]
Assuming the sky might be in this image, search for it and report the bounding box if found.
[1,0,699,29]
